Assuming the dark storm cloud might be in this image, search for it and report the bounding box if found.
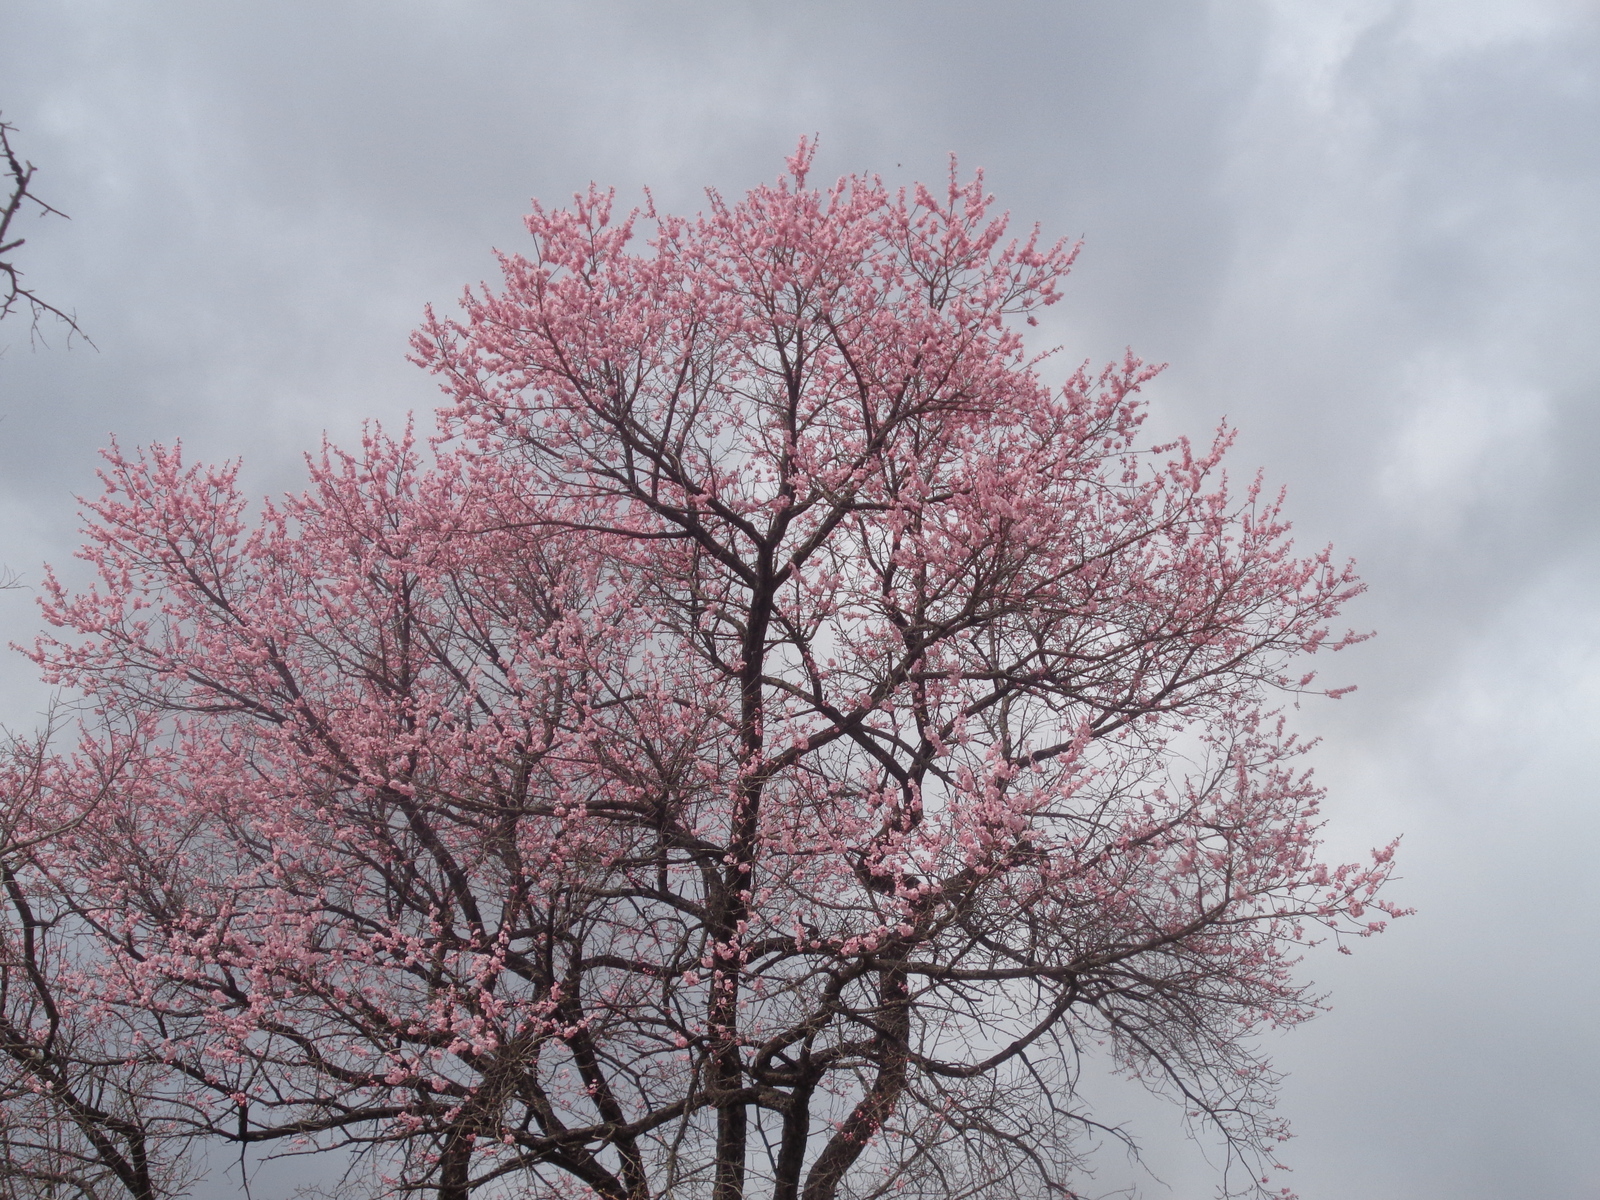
[1,2,1597,1196]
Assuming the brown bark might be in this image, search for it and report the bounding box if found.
[802,966,910,1200]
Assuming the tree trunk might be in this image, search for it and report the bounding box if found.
[802,967,910,1200]
[772,1079,816,1200]
[438,1129,471,1200]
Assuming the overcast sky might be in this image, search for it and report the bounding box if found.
[2,2,1598,1197]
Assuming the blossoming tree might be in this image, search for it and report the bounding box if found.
[0,723,195,1200]
[28,146,1399,1200]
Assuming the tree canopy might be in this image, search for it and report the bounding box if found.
[11,145,1400,1200]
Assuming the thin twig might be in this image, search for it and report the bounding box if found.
[0,114,93,348]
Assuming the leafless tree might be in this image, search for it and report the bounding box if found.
[0,113,90,346]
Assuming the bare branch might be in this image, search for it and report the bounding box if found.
[0,113,92,347]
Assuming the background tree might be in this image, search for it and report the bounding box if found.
[0,722,194,1200]
[30,147,1400,1200]
[0,112,89,345]
[0,113,130,1197]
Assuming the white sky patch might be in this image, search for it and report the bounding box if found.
[1257,0,1599,89]
[1414,555,1600,772]
[1400,0,1600,58]
[1376,354,1551,529]
[1255,0,1399,111]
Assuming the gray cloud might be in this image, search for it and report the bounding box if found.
[1,1,1596,1195]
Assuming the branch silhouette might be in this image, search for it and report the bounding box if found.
[0,113,92,347]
